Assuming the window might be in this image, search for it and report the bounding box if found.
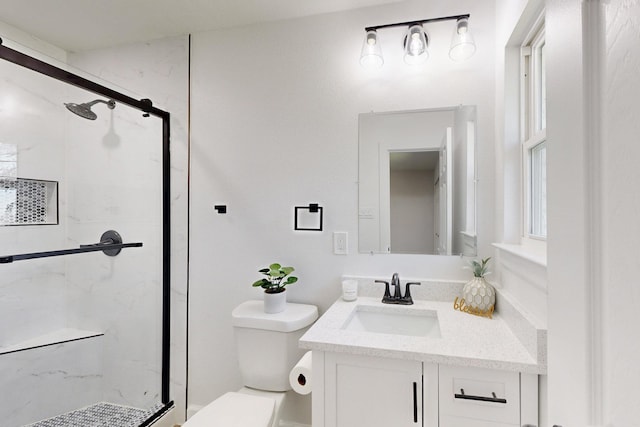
[521,17,546,240]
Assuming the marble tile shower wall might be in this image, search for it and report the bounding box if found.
[0,53,164,425]
[0,58,68,349]
[2,337,104,427]
[64,86,163,408]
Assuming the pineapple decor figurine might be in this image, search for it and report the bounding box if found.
[454,257,496,318]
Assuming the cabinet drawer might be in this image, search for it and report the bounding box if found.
[439,365,520,425]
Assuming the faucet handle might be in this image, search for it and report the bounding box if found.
[375,280,392,301]
[402,282,421,305]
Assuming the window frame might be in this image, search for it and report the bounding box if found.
[520,14,547,244]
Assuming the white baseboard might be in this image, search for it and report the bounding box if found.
[147,406,180,427]
[185,404,310,427]
[186,404,204,420]
[279,422,311,427]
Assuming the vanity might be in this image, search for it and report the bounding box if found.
[299,282,546,427]
[315,106,546,426]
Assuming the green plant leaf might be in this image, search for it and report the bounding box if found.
[281,266,295,275]
[469,257,491,277]
[253,263,298,289]
[285,276,298,285]
[269,269,284,278]
[252,279,269,287]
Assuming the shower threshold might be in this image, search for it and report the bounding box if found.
[26,402,164,427]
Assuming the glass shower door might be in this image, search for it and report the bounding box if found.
[0,38,170,427]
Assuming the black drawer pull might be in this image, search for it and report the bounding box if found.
[454,388,507,404]
[412,382,418,423]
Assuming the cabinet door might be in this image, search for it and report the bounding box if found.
[325,353,426,427]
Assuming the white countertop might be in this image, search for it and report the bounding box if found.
[299,297,545,375]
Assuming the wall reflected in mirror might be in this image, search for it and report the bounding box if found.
[358,106,477,256]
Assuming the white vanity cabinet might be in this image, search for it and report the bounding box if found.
[318,352,438,427]
[313,352,538,427]
[301,297,544,427]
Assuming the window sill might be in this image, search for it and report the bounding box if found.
[492,242,547,268]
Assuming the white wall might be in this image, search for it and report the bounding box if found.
[492,2,548,425]
[507,0,640,425]
[0,20,67,63]
[492,0,547,324]
[189,0,495,416]
[597,1,640,424]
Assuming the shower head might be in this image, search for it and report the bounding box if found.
[64,99,116,120]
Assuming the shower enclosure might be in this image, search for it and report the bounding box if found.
[0,37,171,426]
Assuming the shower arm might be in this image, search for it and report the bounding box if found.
[0,230,142,264]
[84,99,115,109]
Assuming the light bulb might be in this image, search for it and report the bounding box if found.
[360,30,384,68]
[403,24,429,65]
[449,17,476,61]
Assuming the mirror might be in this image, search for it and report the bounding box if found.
[358,106,477,256]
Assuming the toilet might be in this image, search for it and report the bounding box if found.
[184,300,318,427]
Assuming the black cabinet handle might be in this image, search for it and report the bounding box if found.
[412,382,418,423]
[454,388,507,404]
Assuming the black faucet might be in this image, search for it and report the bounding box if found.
[375,273,421,305]
[391,273,402,299]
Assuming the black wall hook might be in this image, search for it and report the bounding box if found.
[214,205,227,214]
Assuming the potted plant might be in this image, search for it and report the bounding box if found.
[461,257,496,312]
[252,263,298,313]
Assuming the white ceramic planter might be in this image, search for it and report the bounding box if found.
[462,277,496,311]
[264,289,287,314]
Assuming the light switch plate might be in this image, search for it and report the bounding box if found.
[333,232,348,255]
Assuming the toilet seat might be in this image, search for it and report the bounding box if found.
[183,392,275,427]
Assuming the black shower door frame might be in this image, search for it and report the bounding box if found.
[0,38,173,425]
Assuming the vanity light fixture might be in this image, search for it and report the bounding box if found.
[360,14,476,68]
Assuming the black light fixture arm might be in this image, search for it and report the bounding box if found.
[364,13,470,32]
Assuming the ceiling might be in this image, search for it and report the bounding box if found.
[0,0,405,52]
[390,151,439,172]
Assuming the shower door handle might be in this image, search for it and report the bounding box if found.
[0,230,143,263]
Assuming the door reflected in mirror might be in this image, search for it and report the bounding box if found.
[358,106,477,256]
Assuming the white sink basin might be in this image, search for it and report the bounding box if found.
[343,306,441,338]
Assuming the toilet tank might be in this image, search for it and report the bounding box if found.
[232,300,318,391]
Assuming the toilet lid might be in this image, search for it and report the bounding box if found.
[184,392,275,427]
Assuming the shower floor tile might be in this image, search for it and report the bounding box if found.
[27,402,163,427]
